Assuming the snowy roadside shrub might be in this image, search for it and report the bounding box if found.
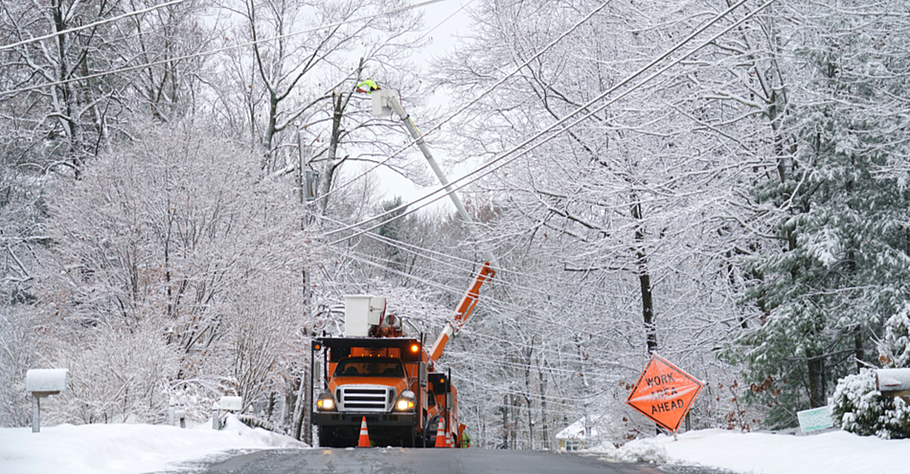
[831,369,910,439]
[48,320,178,425]
[0,307,37,426]
[228,277,304,415]
[611,438,668,463]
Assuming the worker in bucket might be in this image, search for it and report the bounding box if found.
[357,79,380,93]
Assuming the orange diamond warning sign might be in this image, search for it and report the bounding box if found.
[625,354,704,432]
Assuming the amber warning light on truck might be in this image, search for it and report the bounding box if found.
[625,354,704,432]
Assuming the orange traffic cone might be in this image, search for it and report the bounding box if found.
[434,418,448,448]
[447,430,454,448]
[358,416,370,447]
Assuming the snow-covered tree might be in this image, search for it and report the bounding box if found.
[50,318,179,424]
[879,307,910,369]
[228,276,307,415]
[0,306,38,426]
[431,0,773,444]
[734,0,910,427]
[29,121,315,425]
[210,0,429,220]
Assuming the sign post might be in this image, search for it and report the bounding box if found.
[625,354,704,433]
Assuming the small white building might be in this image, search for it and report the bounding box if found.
[556,415,603,451]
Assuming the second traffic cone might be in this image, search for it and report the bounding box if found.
[434,418,448,447]
[358,416,370,447]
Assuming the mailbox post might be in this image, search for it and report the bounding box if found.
[213,396,242,430]
[26,369,68,433]
[169,394,188,428]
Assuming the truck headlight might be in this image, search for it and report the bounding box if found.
[316,391,336,411]
[395,399,414,411]
[393,390,416,412]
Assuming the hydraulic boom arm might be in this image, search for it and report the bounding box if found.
[428,261,495,361]
[369,85,499,362]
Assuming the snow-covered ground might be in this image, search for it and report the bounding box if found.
[593,428,910,474]
[0,416,305,474]
[2,420,908,474]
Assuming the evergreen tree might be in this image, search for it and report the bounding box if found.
[733,3,910,427]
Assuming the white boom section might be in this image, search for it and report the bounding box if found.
[373,89,499,271]
[372,88,499,361]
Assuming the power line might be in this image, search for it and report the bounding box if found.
[0,0,190,53]
[0,0,447,97]
[332,237,546,308]
[324,225,724,367]
[318,212,602,306]
[327,212,607,305]
[323,0,773,245]
[328,224,477,278]
[316,0,777,356]
[326,0,759,237]
[326,246,625,344]
[413,0,474,44]
[313,0,616,206]
[319,225,645,352]
[329,246,467,295]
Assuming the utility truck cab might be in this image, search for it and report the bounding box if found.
[312,296,458,447]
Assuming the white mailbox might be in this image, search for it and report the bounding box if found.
[26,368,68,433]
[26,369,68,394]
[219,396,243,411]
[876,368,910,396]
[212,396,243,430]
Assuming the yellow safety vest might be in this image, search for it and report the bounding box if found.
[358,79,379,93]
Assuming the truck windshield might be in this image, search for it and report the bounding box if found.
[334,358,405,377]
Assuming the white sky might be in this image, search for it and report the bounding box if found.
[368,0,475,215]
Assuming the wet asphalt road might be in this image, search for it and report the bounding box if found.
[162,447,735,474]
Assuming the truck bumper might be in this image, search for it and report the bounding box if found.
[313,411,417,427]
[314,412,420,447]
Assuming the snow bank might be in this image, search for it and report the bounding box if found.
[0,416,306,474]
[589,438,668,463]
[591,428,910,474]
[5,422,910,474]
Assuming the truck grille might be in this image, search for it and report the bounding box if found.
[336,385,396,412]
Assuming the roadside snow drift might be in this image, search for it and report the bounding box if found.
[0,416,306,474]
[4,421,910,474]
[593,428,910,474]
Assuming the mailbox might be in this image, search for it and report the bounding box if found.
[26,368,69,433]
[26,369,68,394]
[876,368,910,396]
[212,396,243,430]
[219,396,243,411]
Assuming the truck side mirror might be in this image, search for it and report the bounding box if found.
[446,393,453,411]
[419,362,427,388]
